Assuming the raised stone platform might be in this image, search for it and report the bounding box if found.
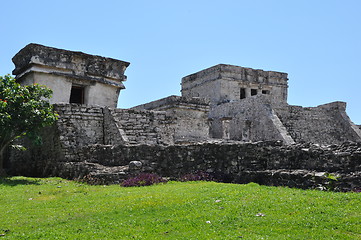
[9,138,361,191]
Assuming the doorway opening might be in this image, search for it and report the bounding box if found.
[240,88,246,99]
[70,86,85,104]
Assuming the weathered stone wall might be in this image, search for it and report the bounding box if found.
[78,141,361,175]
[8,104,169,176]
[103,107,128,145]
[53,104,186,148]
[53,102,209,149]
[109,108,175,145]
[209,95,294,144]
[275,102,361,144]
[51,141,361,190]
[132,96,210,142]
[8,104,105,175]
[8,103,107,174]
[8,114,361,191]
[54,104,105,160]
[207,97,361,145]
[8,103,106,176]
[9,101,210,175]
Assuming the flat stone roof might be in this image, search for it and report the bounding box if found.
[12,43,130,82]
[182,64,288,83]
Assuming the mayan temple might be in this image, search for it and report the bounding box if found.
[6,43,361,191]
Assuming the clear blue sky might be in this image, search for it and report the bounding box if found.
[1,0,360,124]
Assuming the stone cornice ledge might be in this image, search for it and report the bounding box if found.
[12,43,130,83]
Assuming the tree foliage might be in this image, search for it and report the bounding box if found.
[0,75,58,174]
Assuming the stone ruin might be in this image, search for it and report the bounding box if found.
[12,43,129,108]
[6,44,361,191]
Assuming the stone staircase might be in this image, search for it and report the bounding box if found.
[275,105,346,144]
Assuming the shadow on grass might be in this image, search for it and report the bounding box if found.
[0,177,41,186]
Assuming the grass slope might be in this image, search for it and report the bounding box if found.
[0,177,360,239]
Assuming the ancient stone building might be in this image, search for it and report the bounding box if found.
[6,44,361,190]
[181,64,288,105]
[135,64,361,145]
[11,43,361,146]
[12,44,129,108]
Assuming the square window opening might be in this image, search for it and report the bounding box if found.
[70,86,85,104]
[251,89,257,96]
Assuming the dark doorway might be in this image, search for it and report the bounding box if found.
[240,88,246,99]
[70,86,84,104]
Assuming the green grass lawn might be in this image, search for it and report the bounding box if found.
[0,177,360,239]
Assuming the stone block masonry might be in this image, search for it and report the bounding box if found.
[55,104,105,161]
[181,64,289,105]
[209,95,295,144]
[132,95,210,142]
[108,108,174,145]
[181,64,361,144]
[10,132,361,191]
[8,104,106,175]
[8,102,208,175]
[50,141,361,191]
[54,103,183,154]
[10,44,361,146]
[275,102,361,144]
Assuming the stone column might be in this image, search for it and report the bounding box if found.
[245,88,252,98]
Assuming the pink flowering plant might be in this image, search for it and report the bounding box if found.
[121,173,167,187]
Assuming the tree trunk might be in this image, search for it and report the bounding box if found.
[0,135,17,177]
[0,147,7,177]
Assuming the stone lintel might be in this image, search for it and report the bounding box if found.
[16,64,125,89]
[12,43,130,84]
